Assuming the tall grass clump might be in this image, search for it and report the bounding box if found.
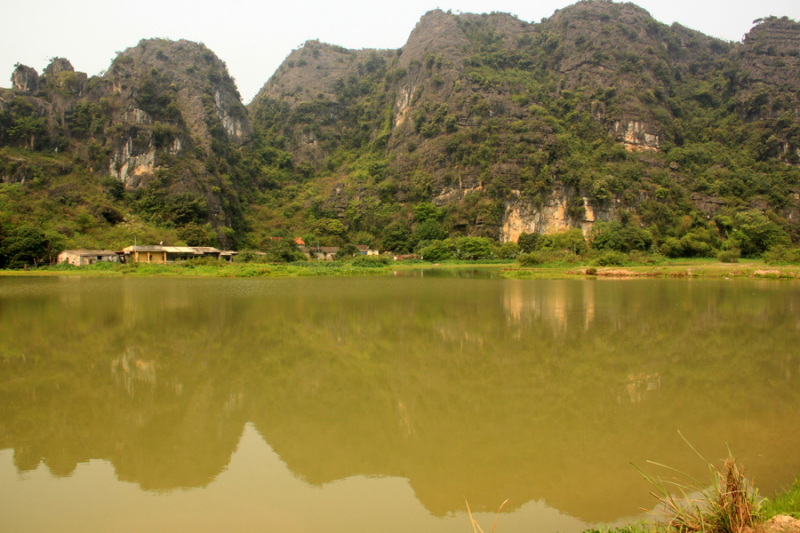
[635,440,759,533]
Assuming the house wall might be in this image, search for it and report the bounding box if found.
[134,252,167,264]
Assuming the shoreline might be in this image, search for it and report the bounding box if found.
[2,259,800,280]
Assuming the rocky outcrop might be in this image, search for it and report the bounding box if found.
[613,119,661,151]
[11,64,39,93]
[501,186,620,242]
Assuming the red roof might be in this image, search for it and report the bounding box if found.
[295,237,305,245]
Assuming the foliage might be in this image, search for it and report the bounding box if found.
[517,252,544,266]
[0,225,63,268]
[335,243,360,259]
[759,473,800,520]
[718,249,740,263]
[518,232,541,253]
[592,250,627,266]
[351,255,392,267]
[419,239,456,261]
[590,221,654,253]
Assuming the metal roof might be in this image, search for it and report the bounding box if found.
[162,247,200,254]
[61,250,119,256]
[123,246,165,252]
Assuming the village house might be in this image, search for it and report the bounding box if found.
[299,246,339,261]
[356,245,380,256]
[58,250,121,266]
[123,245,167,264]
[161,246,201,262]
[123,245,225,263]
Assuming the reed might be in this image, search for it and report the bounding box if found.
[465,499,508,533]
[634,438,759,533]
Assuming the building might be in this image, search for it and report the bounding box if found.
[161,246,201,262]
[123,245,224,263]
[122,245,167,264]
[356,245,380,256]
[58,250,121,266]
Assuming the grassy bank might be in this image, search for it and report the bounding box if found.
[2,257,800,280]
[502,258,800,280]
[590,470,800,533]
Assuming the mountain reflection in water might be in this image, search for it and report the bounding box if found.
[0,276,799,532]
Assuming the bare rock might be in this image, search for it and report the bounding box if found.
[11,64,39,93]
[745,515,800,533]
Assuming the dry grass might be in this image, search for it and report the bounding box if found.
[635,438,758,533]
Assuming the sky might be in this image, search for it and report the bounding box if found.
[2,0,799,104]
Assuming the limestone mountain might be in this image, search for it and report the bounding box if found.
[1,0,799,260]
[1,39,252,249]
[250,1,800,247]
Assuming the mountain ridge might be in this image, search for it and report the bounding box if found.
[1,0,799,263]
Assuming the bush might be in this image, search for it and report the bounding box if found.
[419,239,456,261]
[517,252,544,266]
[762,245,800,265]
[592,251,626,266]
[718,249,740,263]
[335,243,360,259]
[518,232,540,253]
[455,237,494,260]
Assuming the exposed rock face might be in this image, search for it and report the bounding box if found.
[11,64,39,93]
[108,135,155,188]
[501,186,620,242]
[613,119,660,151]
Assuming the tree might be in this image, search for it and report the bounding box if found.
[455,237,494,260]
[518,232,540,253]
[335,243,360,259]
[420,239,456,261]
[2,226,61,268]
[381,222,411,253]
[413,202,442,222]
[731,210,790,257]
[590,221,653,253]
[313,218,348,237]
[411,219,447,246]
[178,223,215,247]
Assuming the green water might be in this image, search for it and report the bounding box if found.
[0,276,799,533]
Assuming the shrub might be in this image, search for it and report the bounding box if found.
[592,250,626,266]
[763,245,800,265]
[419,239,456,261]
[518,232,540,253]
[718,249,740,263]
[517,252,544,266]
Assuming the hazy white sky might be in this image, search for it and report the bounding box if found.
[2,0,798,104]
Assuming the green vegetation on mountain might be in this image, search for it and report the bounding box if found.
[1,1,800,267]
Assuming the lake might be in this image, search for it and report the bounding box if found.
[0,276,799,532]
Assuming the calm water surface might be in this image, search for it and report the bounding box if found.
[0,276,799,532]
